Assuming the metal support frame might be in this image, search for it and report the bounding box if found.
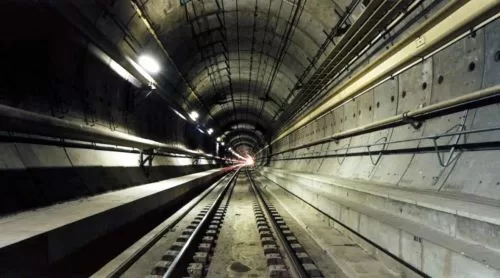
[367,136,387,165]
[262,84,500,157]
[272,0,500,144]
[267,126,500,165]
[185,0,236,128]
[402,112,422,129]
[277,0,414,126]
[139,148,156,176]
[432,124,466,167]
[0,104,223,160]
[275,0,363,121]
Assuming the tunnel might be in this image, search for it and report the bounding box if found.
[1,0,500,277]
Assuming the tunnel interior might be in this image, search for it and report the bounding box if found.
[1,0,500,277]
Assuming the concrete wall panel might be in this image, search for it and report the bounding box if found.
[442,151,500,199]
[372,78,398,121]
[401,231,423,270]
[483,21,500,88]
[0,143,25,169]
[430,31,484,104]
[333,105,345,134]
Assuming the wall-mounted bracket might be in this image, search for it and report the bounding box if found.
[140,148,156,176]
[133,84,156,108]
[433,124,466,167]
[367,136,387,165]
[402,112,422,129]
[192,156,201,165]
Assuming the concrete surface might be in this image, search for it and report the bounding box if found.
[0,168,226,276]
[1,1,499,277]
[255,175,348,278]
[206,175,268,278]
[100,174,229,278]
[258,15,500,278]
[258,168,500,277]
[0,142,216,216]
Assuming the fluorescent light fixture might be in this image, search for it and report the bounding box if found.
[171,108,187,121]
[138,55,161,74]
[189,111,199,121]
[88,44,141,88]
[207,128,214,135]
[197,128,205,134]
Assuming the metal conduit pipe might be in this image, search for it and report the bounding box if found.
[265,84,500,156]
[272,0,500,144]
[0,104,219,159]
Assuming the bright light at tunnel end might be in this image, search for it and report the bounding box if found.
[245,156,254,166]
[138,55,161,74]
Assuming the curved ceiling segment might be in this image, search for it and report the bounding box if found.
[223,129,266,147]
[134,0,344,151]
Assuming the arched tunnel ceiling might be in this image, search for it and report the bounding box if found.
[135,0,355,151]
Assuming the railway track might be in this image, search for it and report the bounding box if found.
[95,167,413,277]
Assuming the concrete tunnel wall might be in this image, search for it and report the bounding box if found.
[0,4,219,216]
[1,1,500,277]
[258,16,500,278]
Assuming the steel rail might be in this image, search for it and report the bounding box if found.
[246,168,308,278]
[99,172,233,278]
[256,172,431,278]
[163,169,240,277]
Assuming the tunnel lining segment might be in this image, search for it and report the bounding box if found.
[271,0,500,147]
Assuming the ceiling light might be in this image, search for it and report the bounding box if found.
[172,108,187,121]
[207,128,214,135]
[138,55,161,74]
[189,111,199,121]
[216,137,222,142]
[221,142,225,146]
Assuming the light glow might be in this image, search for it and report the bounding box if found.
[138,55,161,74]
[207,128,214,135]
[189,111,199,121]
[228,147,246,160]
[245,156,254,166]
[216,137,222,142]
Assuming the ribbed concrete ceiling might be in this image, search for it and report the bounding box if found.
[133,0,355,153]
